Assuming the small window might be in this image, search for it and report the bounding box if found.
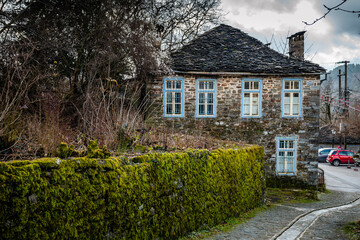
[242,79,262,118]
[282,79,302,117]
[196,79,217,118]
[276,137,297,175]
[348,152,354,157]
[163,77,185,117]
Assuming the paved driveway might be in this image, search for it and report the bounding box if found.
[319,162,360,193]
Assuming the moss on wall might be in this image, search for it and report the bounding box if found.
[0,146,265,239]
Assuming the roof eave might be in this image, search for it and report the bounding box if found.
[173,70,325,76]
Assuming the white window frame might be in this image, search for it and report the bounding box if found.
[196,79,217,118]
[276,137,297,175]
[163,77,185,117]
[282,79,302,118]
[241,79,262,118]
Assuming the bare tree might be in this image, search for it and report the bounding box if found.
[0,0,221,156]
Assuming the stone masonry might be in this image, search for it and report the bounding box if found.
[150,73,321,187]
[148,24,325,187]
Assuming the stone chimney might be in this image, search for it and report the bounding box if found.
[288,31,306,60]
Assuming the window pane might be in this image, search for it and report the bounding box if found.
[244,93,250,104]
[166,92,173,103]
[207,105,213,115]
[278,152,285,172]
[243,105,250,115]
[175,104,181,114]
[284,104,290,115]
[252,93,258,103]
[244,82,250,89]
[199,104,205,115]
[294,81,300,89]
[254,82,259,90]
[166,81,172,89]
[208,93,213,103]
[286,151,294,172]
[279,141,285,149]
[285,81,290,89]
[208,81,214,89]
[166,104,172,114]
[293,93,300,103]
[252,105,258,115]
[288,141,294,149]
[175,92,181,103]
[199,81,204,89]
[199,93,205,103]
[284,93,290,104]
[175,81,181,89]
[293,104,299,115]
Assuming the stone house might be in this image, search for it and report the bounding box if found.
[149,24,325,187]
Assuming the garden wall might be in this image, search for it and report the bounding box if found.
[0,147,264,239]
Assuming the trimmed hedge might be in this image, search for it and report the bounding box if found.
[0,147,265,239]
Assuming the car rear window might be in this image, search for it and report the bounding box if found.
[320,149,331,155]
[330,150,337,155]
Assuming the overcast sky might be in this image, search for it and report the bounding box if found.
[220,0,360,71]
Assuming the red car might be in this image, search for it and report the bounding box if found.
[326,150,355,166]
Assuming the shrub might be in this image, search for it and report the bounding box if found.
[0,146,265,239]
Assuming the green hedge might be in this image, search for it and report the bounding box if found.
[0,147,265,239]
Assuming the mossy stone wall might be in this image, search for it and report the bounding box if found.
[0,146,265,239]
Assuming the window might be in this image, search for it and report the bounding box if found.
[339,151,347,156]
[276,137,297,175]
[196,79,216,118]
[320,149,331,155]
[282,79,302,117]
[163,77,185,117]
[241,79,262,118]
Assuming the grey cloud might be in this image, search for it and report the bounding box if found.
[222,0,300,14]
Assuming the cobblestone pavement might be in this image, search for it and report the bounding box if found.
[206,191,360,240]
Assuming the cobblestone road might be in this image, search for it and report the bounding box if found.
[206,191,360,240]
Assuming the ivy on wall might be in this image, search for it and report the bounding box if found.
[0,147,265,239]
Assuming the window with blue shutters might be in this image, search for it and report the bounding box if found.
[163,77,185,117]
[196,79,216,118]
[276,137,297,175]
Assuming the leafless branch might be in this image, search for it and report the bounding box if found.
[335,8,360,14]
[303,0,348,25]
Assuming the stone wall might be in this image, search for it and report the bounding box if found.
[149,73,321,187]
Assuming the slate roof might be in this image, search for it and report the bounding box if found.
[171,24,325,74]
